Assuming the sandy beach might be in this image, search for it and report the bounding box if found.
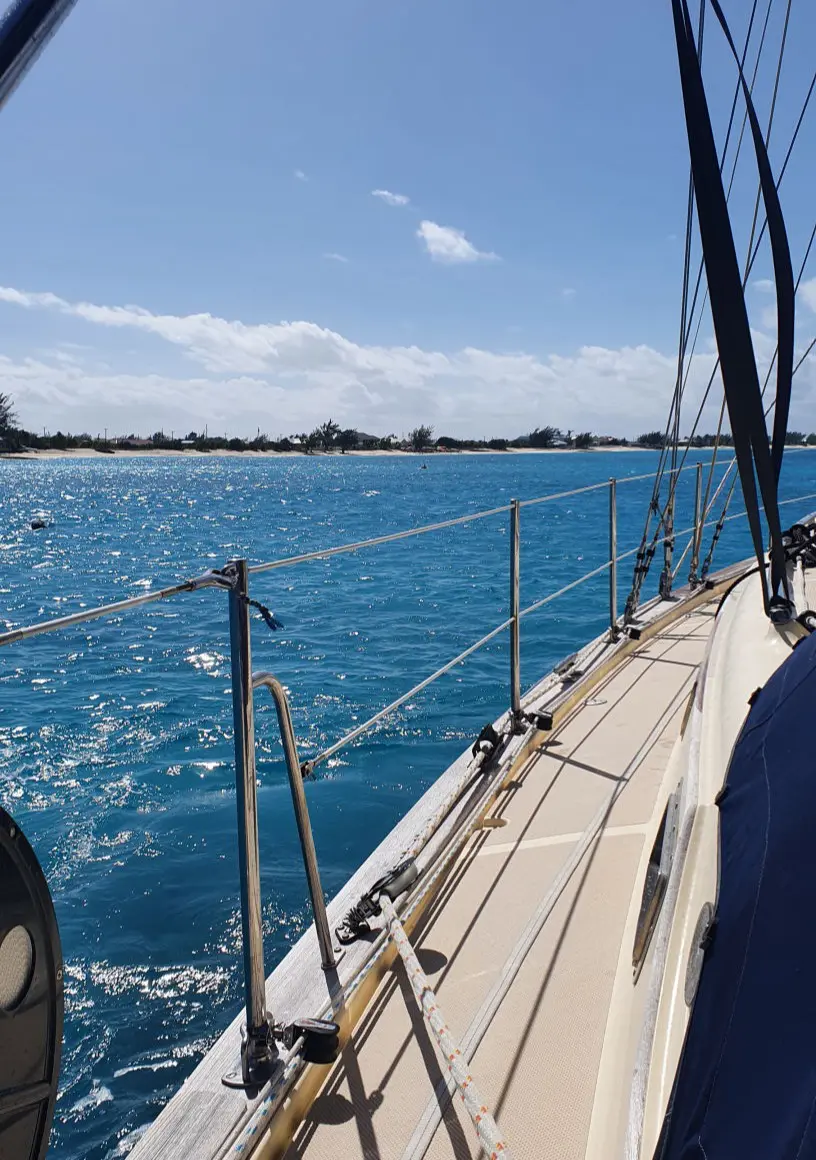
[1,445,657,461]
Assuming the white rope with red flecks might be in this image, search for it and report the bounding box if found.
[380,895,513,1159]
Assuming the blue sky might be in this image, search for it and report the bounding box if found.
[0,0,814,439]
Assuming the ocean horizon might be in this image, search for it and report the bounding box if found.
[1,450,811,1158]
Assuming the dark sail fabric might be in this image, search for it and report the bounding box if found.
[669,0,794,619]
[656,628,816,1159]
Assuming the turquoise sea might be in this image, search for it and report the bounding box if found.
[1,449,813,1158]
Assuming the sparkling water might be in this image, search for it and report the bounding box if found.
[0,450,811,1158]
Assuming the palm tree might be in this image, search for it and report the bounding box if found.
[317,420,341,451]
[0,392,17,435]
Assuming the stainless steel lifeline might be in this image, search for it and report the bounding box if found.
[0,460,761,1072]
[0,460,727,652]
[0,570,222,648]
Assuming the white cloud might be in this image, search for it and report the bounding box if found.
[799,278,816,315]
[4,282,813,439]
[416,221,497,264]
[323,252,349,263]
[371,189,410,207]
[750,278,816,331]
[561,287,577,300]
[294,169,308,181]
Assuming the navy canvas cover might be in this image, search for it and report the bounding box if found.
[656,627,816,1159]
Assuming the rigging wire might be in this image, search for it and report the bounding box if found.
[626,0,815,617]
[692,0,793,614]
[667,0,797,614]
[675,0,776,408]
[688,0,796,556]
[624,0,764,621]
[669,54,815,489]
[670,0,770,421]
[663,0,781,547]
[660,0,707,598]
[695,186,816,566]
[671,0,790,517]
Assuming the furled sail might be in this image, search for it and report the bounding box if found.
[670,0,795,620]
[0,0,79,111]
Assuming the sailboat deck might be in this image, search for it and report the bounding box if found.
[283,602,716,1160]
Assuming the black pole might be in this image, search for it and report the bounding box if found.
[0,0,79,111]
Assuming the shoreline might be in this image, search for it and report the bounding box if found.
[1,445,659,462]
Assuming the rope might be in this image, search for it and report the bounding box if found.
[230,1039,305,1155]
[400,669,698,1160]
[672,0,776,431]
[692,209,816,551]
[380,895,514,1160]
[240,593,283,632]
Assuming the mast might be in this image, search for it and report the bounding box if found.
[0,0,79,111]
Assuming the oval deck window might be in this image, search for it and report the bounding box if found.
[0,924,34,1010]
[632,791,680,979]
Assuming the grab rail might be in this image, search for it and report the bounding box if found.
[252,671,337,972]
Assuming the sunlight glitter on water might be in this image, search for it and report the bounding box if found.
[0,450,797,1158]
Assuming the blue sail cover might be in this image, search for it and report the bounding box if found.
[656,627,816,1159]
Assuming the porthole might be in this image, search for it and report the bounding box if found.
[633,791,680,980]
[0,925,34,1011]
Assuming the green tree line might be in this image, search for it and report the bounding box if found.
[3,394,813,454]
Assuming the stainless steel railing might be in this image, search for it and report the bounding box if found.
[0,569,225,646]
[609,478,618,637]
[225,560,280,1087]
[251,672,337,972]
[302,615,515,777]
[0,460,715,653]
[509,498,522,728]
[2,458,770,1089]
